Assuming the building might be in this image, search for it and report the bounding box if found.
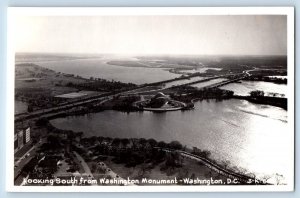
[14,134,18,154]
[148,92,169,108]
[17,130,24,149]
[24,127,31,144]
[14,126,31,154]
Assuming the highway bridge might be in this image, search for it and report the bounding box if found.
[15,74,246,123]
[202,76,246,89]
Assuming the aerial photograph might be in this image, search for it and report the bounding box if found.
[12,12,292,188]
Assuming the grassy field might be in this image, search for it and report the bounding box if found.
[89,156,228,186]
[15,63,89,97]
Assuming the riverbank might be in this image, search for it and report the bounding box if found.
[95,155,229,185]
[33,118,268,185]
[47,98,288,185]
[233,95,287,110]
[169,86,287,110]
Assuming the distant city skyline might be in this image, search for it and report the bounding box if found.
[13,15,287,56]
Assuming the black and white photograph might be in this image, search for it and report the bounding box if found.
[7,7,294,192]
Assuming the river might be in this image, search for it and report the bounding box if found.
[220,80,287,97]
[34,58,181,84]
[191,78,228,89]
[163,76,207,88]
[50,99,288,183]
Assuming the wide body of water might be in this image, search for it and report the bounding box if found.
[221,80,287,97]
[34,58,181,85]
[179,67,222,74]
[51,99,288,182]
[20,56,290,183]
[191,78,228,89]
[163,76,207,88]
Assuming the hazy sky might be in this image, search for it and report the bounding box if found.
[14,15,287,55]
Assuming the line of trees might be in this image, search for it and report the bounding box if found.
[245,76,287,84]
[170,87,234,103]
[66,78,136,92]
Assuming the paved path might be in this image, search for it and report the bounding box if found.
[14,74,238,122]
[97,161,136,186]
[15,146,35,165]
[73,151,97,186]
[157,148,265,184]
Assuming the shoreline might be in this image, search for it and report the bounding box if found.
[35,118,267,185]
[14,62,287,186]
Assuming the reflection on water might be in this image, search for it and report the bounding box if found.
[50,99,289,183]
[179,67,222,74]
[163,76,206,88]
[191,78,228,89]
[268,75,287,80]
[35,58,181,84]
[221,80,287,97]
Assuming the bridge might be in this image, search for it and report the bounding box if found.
[15,96,111,123]
[202,76,245,89]
[15,73,246,123]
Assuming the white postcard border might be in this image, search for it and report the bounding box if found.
[6,7,295,192]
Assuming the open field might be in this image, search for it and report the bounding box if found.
[15,63,88,97]
[98,156,228,185]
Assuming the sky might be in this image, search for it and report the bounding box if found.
[13,15,287,56]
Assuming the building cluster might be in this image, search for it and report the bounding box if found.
[14,125,31,153]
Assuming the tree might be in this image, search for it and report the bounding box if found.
[148,139,157,147]
[112,138,121,147]
[27,104,34,112]
[121,138,130,148]
[36,118,49,126]
[190,173,196,180]
[199,150,211,159]
[66,82,74,86]
[138,163,150,177]
[77,132,84,142]
[275,173,284,185]
[221,160,231,169]
[169,141,183,150]
[40,135,63,151]
[192,147,200,154]
[177,168,189,181]
[139,138,147,145]
[165,151,182,168]
[250,90,264,97]
[158,141,167,148]
[262,175,272,184]
[91,163,97,173]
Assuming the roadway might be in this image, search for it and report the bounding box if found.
[159,148,265,185]
[73,151,97,186]
[12,67,266,185]
[14,138,47,185]
[15,69,254,123]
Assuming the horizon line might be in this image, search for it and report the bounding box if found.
[15,52,287,57]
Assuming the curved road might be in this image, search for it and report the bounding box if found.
[158,148,266,185]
